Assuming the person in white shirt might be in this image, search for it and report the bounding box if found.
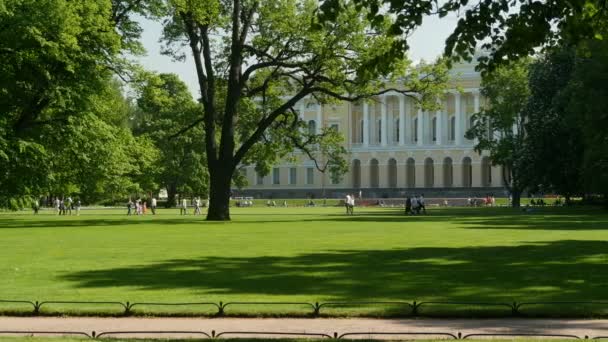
[345,195,352,215]
[55,198,61,215]
[151,197,157,215]
[348,194,355,215]
[194,197,201,215]
[180,198,188,215]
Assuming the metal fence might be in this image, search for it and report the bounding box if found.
[1,299,607,317]
[0,329,605,340]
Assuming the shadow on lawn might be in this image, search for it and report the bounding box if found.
[62,240,608,302]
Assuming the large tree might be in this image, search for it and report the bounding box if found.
[523,48,584,203]
[565,38,608,202]
[160,0,449,220]
[466,59,531,207]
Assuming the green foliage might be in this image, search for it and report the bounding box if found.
[320,0,608,72]
[523,48,584,199]
[565,39,608,198]
[0,0,163,208]
[133,73,208,205]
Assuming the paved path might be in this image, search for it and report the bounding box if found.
[1,317,608,339]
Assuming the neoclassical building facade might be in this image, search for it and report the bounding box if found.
[239,62,506,198]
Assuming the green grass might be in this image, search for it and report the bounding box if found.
[0,206,607,317]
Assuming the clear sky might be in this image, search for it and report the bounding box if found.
[135,12,459,97]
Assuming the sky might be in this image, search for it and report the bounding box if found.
[135,12,459,97]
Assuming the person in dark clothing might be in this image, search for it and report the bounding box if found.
[405,196,412,215]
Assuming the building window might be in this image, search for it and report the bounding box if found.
[256,172,264,185]
[395,119,400,143]
[308,120,316,135]
[289,167,297,185]
[432,117,437,142]
[359,119,364,143]
[449,116,456,141]
[306,167,314,185]
[272,168,280,185]
[330,123,339,132]
[413,118,418,142]
[377,119,382,143]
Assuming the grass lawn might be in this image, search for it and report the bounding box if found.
[0,206,607,317]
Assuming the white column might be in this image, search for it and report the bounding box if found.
[363,102,369,147]
[381,96,387,146]
[417,107,424,146]
[436,110,443,146]
[473,91,480,145]
[316,103,322,134]
[455,93,463,145]
[398,95,405,146]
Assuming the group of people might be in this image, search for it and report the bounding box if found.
[127,198,157,215]
[180,197,206,215]
[405,195,426,215]
[54,197,81,216]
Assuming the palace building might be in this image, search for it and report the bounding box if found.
[239,61,507,199]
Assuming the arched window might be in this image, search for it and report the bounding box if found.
[462,157,472,188]
[352,159,361,188]
[481,157,492,186]
[388,158,397,188]
[449,116,456,141]
[413,118,418,142]
[308,120,316,135]
[443,157,453,188]
[424,158,434,188]
[432,117,437,142]
[406,158,416,188]
[370,159,379,188]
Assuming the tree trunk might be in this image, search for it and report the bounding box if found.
[167,183,177,208]
[206,167,233,221]
[511,190,521,208]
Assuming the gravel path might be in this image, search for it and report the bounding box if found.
[1,317,608,339]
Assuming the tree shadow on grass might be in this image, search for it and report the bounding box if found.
[61,240,608,302]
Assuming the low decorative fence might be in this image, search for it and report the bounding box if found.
[0,329,606,339]
[1,298,608,317]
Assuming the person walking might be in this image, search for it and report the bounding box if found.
[75,199,81,216]
[180,197,188,215]
[151,197,157,215]
[344,194,351,215]
[348,194,355,215]
[32,198,39,214]
[66,196,73,216]
[55,197,61,215]
[405,196,412,215]
[127,199,133,216]
[194,197,201,215]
